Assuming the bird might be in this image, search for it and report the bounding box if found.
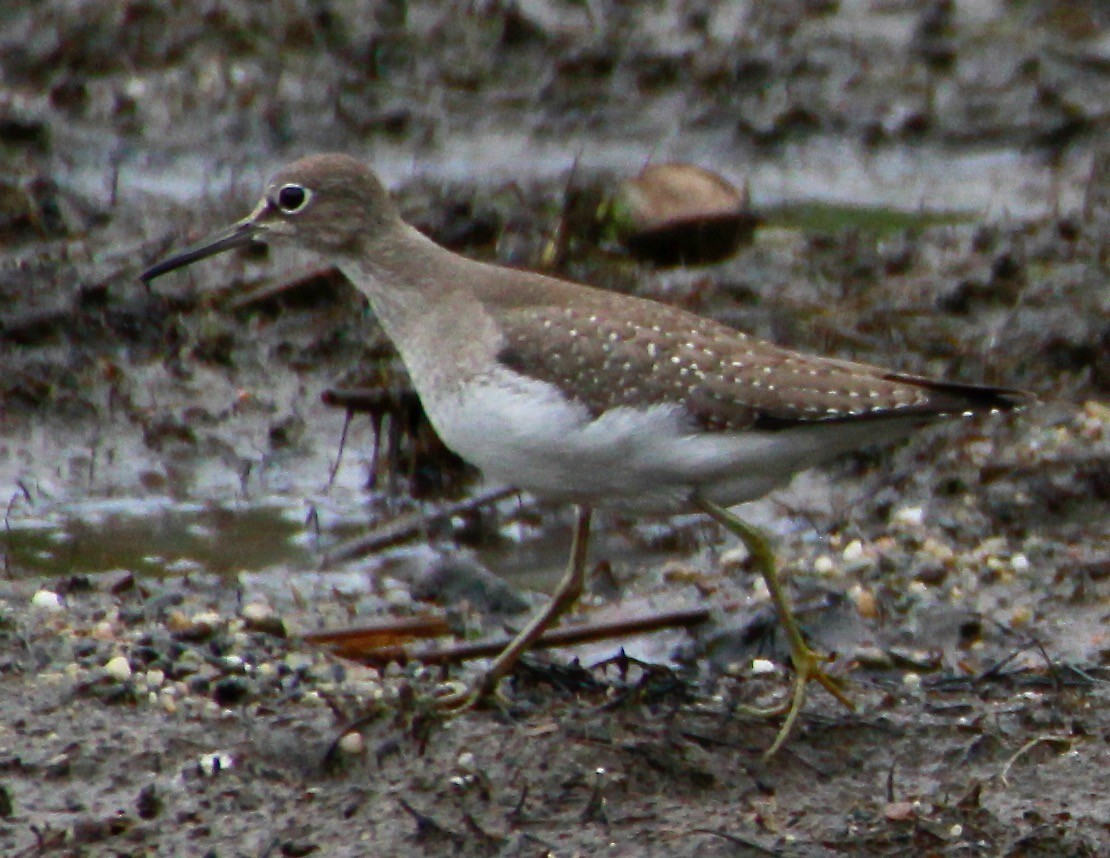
[142,153,1030,755]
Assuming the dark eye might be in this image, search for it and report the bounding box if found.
[276,184,309,213]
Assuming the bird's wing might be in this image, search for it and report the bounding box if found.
[494,300,1027,432]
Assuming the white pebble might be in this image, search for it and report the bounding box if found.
[241,602,273,623]
[337,732,364,755]
[30,590,63,612]
[813,555,836,576]
[751,658,777,675]
[104,656,132,682]
[719,546,750,569]
[192,610,223,628]
[842,540,866,563]
[893,506,926,528]
[1011,553,1030,573]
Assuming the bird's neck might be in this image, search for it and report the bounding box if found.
[337,225,503,392]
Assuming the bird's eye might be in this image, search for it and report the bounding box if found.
[276,184,310,214]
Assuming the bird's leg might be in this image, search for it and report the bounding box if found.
[695,497,855,757]
[435,504,593,711]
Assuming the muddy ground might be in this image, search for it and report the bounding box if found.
[1,1,1108,856]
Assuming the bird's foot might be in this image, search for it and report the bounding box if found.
[740,640,854,758]
[429,674,501,713]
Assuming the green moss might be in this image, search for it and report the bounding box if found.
[763,202,970,236]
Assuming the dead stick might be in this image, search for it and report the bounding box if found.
[319,485,517,566]
[222,265,342,310]
[320,606,711,667]
[304,615,451,648]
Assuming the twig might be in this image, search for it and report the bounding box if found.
[686,828,779,855]
[221,265,343,310]
[304,616,452,654]
[322,606,710,667]
[999,734,1073,786]
[319,486,516,566]
[324,406,353,491]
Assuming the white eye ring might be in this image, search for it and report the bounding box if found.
[275,183,312,214]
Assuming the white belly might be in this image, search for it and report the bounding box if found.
[420,369,917,513]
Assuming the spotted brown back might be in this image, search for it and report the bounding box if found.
[496,299,1026,432]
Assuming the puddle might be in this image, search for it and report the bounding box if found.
[0,489,565,590]
[5,497,312,578]
[1,489,709,603]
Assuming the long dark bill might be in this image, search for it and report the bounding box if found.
[141,219,261,284]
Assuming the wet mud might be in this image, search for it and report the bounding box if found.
[1,1,1108,855]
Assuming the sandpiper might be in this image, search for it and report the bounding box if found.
[143,154,1029,755]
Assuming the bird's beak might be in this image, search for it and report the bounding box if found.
[141,199,274,284]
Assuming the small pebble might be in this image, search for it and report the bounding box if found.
[104,656,132,682]
[30,590,64,612]
[165,609,191,633]
[750,658,777,675]
[813,555,836,576]
[884,800,916,822]
[1010,606,1032,627]
[337,732,364,755]
[1011,553,1030,574]
[842,540,866,563]
[854,588,878,620]
[921,537,954,562]
[90,620,116,640]
[191,610,223,629]
[661,560,702,584]
[893,506,926,528]
[719,546,750,570]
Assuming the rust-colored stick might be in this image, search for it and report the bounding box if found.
[316,606,711,667]
[304,615,452,655]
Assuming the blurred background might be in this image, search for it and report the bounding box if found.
[0,2,1108,854]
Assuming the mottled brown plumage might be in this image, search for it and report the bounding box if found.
[496,297,1023,432]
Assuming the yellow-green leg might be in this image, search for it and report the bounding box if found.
[435,504,594,711]
[696,497,855,757]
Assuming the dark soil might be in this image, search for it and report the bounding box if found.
[1,2,1108,856]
